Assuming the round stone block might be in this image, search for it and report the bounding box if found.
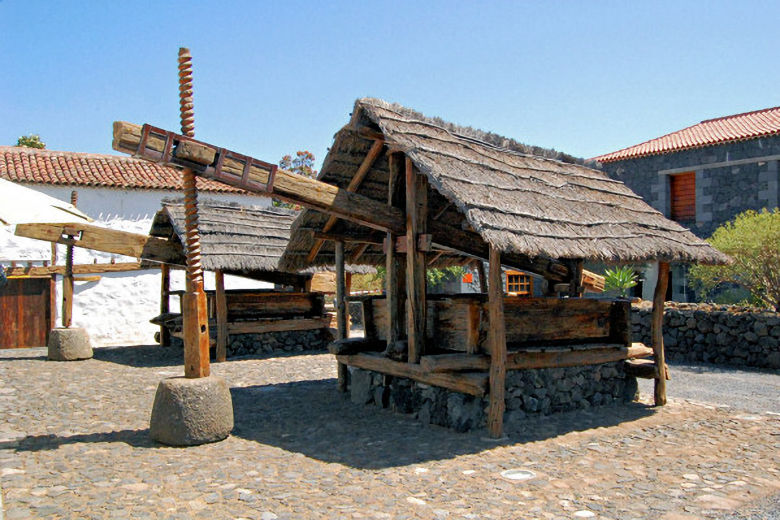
[149,376,234,446]
[47,327,93,361]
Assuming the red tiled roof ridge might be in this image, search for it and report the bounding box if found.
[0,145,250,194]
[594,106,780,163]
[699,105,780,124]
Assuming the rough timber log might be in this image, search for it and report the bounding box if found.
[336,353,488,397]
[335,241,349,392]
[5,262,145,278]
[15,222,180,263]
[487,246,507,438]
[406,158,427,363]
[420,343,654,373]
[652,261,670,406]
[112,122,604,291]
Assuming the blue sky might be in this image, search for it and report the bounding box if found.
[2,1,778,169]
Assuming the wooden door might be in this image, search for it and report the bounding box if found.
[0,277,55,348]
[670,172,695,222]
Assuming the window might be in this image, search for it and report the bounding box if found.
[505,270,533,296]
[670,171,695,222]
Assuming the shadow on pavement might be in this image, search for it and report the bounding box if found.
[0,428,157,452]
[93,344,330,368]
[229,380,657,469]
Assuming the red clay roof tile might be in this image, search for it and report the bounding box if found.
[0,146,249,193]
[594,106,780,163]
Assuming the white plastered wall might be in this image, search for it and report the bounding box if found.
[0,185,273,346]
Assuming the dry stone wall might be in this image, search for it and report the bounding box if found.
[631,302,780,369]
[169,327,333,358]
[349,362,638,433]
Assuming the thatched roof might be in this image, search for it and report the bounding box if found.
[149,201,294,272]
[280,98,728,271]
[149,201,375,275]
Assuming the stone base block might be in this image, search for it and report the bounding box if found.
[149,376,234,446]
[47,327,93,361]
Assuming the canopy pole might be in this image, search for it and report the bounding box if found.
[487,245,507,438]
[652,261,670,406]
[386,153,406,352]
[335,240,349,391]
[215,269,228,362]
[159,264,171,346]
[405,157,427,363]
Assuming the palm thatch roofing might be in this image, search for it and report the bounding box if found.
[147,201,374,276]
[280,98,728,272]
[149,201,295,272]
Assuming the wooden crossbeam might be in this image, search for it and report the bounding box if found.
[307,139,385,263]
[5,262,145,277]
[335,353,488,397]
[226,317,330,335]
[420,342,654,372]
[15,222,180,263]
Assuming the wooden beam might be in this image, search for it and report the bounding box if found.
[215,270,228,362]
[312,231,383,245]
[475,260,487,293]
[113,121,404,235]
[159,264,171,347]
[349,243,371,264]
[420,342,654,372]
[487,245,507,438]
[223,269,311,289]
[15,222,180,263]
[568,259,584,297]
[336,353,488,397]
[62,239,74,328]
[306,139,385,262]
[5,262,145,278]
[335,241,349,392]
[112,122,605,290]
[406,157,427,363]
[386,153,406,352]
[226,316,331,334]
[652,261,670,406]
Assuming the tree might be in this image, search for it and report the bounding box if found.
[16,134,46,149]
[274,150,317,209]
[688,208,780,310]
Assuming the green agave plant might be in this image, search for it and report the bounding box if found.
[603,265,638,298]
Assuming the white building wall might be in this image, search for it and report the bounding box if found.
[1,185,274,346]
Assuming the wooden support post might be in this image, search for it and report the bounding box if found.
[159,264,171,346]
[62,245,74,328]
[476,260,487,293]
[386,153,406,350]
[335,241,349,392]
[215,270,228,362]
[405,157,427,363]
[652,261,670,406]
[61,190,78,328]
[568,259,584,297]
[487,245,507,438]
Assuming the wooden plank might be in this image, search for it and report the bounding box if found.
[62,242,74,328]
[159,264,171,347]
[487,245,507,438]
[226,316,331,334]
[223,291,323,319]
[405,157,427,363]
[336,353,488,397]
[113,121,406,235]
[15,223,180,263]
[420,342,654,372]
[466,301,481,354]
[5,262,145,277]
[328,337,386,355]
[182,290,211,378]
[386,152,406,351]
[503,297,615,344]
[335,241,349,392]
[306,139,385,262]
[215,270,228,362]
[652,261,669,406]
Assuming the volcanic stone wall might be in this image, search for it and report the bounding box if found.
[349,362,638,433]
[169,327,333,357]
[632,303,780,369]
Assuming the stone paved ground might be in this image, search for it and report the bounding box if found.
[1,345,778,520]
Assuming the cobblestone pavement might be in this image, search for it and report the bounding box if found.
[1,345,778,520]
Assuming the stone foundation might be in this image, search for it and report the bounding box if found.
[348,361,639,433]
[169,327,334,357]
[632,302,780,369]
